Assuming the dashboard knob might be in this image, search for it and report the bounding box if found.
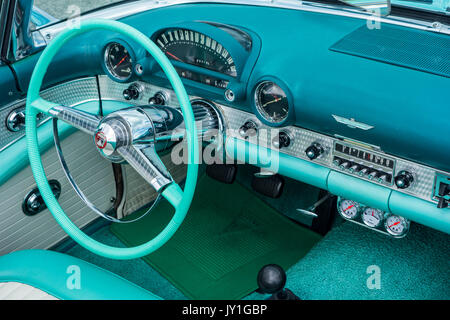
[123,83,142,100]
[149,91,168,105]
[239,121,258,138]
[339,161,352,170]
[305,143,324,160]
[6,110,26,132]
[272,131,291,149]
[394,170,414,189]
[348,164,362,174]
[367,170,378,180]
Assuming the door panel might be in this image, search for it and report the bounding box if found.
[0,131,116,255]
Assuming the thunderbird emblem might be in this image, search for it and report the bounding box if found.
[332,115,374,130]
[95,131,107,149]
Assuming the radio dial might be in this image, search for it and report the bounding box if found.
[394,170,414,189]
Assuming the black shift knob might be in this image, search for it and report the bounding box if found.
[257,264,286,294]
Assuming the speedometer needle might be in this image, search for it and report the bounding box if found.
[114,55,128,69]
[166,51,183,62]
[344,205,354,212]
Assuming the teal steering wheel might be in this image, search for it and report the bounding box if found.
[25,19,199,260]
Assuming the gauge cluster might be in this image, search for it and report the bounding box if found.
[337,197,410,238]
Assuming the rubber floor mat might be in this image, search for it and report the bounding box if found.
[110,175,321,299]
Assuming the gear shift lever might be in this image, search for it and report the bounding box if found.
[257,264,299,300]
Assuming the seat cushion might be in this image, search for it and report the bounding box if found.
[0,250,161,300]
[0,282,58,300]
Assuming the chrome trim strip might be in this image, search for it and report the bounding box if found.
[35,0,450,43]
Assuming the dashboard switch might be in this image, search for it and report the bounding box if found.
[123,83,143,100]
[239,121,258,139]
[394,170,414,189]
[305,143,324,160]
[272,131,291,149]
[148,91,168,105]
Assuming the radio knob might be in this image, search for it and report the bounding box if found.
[394,170,414,189]
[239,121,258,138]
[358,167,370,177]
[333,157,343,166]
[367,170,378,180]
[272,131,291,149]
[305,143,324,160]
[349,164,361,174]
[339,161,352,170]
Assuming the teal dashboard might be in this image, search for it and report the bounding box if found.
[1,2,450,236]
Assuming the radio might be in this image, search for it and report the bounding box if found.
[332,142,395,185]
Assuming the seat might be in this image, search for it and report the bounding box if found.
[0,249,161,300]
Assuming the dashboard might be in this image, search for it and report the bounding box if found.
[1,2,449,236]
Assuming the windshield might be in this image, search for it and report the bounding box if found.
[31,0,133,29]
[391,0,449,14]
[30,0,450,31]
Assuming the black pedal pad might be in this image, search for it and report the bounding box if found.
[206,164,237,184]
[251,174,284,198]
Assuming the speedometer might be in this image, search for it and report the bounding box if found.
[155,28,237,77]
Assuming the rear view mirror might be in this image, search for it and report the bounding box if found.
[339,0,391,16]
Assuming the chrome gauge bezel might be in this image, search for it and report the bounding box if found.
[254,80,290,125]
[337,198,361,220]
[103,41,134,82]
[384,215,410,238]
[361,207,384,228]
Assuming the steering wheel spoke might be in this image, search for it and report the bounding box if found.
[117,145,173,192]
[49,105,101,135]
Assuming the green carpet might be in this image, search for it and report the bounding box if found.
[110,175,322,300]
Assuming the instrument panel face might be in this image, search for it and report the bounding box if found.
[104,42,133,81]
[155,28,237,78]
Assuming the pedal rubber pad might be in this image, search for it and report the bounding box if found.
[206,164,237,184]
[251,174,284,198]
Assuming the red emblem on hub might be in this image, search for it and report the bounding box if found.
[95,131,107,149]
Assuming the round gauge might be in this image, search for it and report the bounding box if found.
[338,199,360,220]
[385,215,410,237]
[255,81,289,124]
[362,208,384,228]
[104,42,133,81]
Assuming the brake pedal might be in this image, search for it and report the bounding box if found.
[206,164,237,184]
[251,173,284,198]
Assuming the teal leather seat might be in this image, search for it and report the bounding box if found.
[0,250,161,300]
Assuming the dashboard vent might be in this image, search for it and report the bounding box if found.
[330,25,450,78]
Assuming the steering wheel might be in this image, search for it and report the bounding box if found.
[25,19,199,260]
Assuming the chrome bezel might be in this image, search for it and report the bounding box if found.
[103,42,133,81]
[254,81,289,124]
[361,207,384,228]
[337,198,361,219]
[384,214,410,237]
